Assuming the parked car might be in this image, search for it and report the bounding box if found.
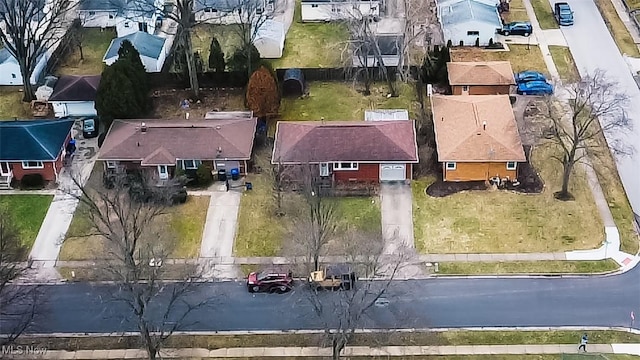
[309,264,356,291]
[247,269,293,293]
[514,71,547,83]
[517,80,554,95]
[497,22,533,36]
[554,2,574,26]
[82,118,98,138]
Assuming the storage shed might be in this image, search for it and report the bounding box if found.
[253,20,286,59]
[283,69,305,97]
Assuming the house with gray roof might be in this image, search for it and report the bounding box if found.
[103,32,168,72]
[0,48,48,86]
[437,0,501,46]
[78,0,162,37]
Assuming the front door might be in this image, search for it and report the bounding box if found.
[157,165,168,180]
[0,162,10,176]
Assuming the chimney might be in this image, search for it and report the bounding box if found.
[321,117,325,124]
[217,146,222,155]
[482,121,487,130]
[141,122,147,133]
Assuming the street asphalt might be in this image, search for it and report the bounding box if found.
[558,0,640,223]
[5,265,638,334]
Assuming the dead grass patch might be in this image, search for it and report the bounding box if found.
[548,46,580,83]
[450,45,548,75]
[56,28,116,76]
[0,90,30,119]
[150,88,246,119]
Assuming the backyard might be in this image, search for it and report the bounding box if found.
[234,147,382,257]
[56,28,116,76]
[449,45,548,74]
[548,46,580,83]
[268,0,349,69]
[0,195,52,259]
[412,142,604,254]
[191,24,244,72]
[59,195,209,260]
[0,90,29,119]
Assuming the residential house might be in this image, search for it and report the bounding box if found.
[0,48,48,86]
[78,0,162,37]
[272,121,418,183]
[0,119,75,188]
[431,95,526,182]
[300,0,379,22]
[253,20,286,58]
[103,31,167,72]
[194,0,269,24]
[437,0,501,46]
[352,35,403,67]
[447,61,515,95]
[97,117,258,181]
[49,75,100,118]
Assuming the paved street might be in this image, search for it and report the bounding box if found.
[6,266,638,334]
[556,0,640,224]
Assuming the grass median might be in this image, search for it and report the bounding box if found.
[594,0,640,57]
[549,46,580,83]
[437,260,620,275]
[530,0,559,29]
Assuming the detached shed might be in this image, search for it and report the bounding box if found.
[253,20,286,59]
[283,69,305,96]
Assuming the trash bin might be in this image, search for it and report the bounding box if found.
[230,168,240,181]
[217,169,227,182]
[245,182,253,191]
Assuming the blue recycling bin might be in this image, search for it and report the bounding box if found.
[230,168,240,181]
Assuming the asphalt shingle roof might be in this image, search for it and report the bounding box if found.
[438,0,501,27]
[49,75,101,101]
[0,120,74,161]
[104,32,166,60]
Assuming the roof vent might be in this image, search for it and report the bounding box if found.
[141,122,147,133]
[216,125,222,130]
[482,121,487,130]
[217,146,222,154]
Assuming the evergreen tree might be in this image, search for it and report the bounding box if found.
[228,44,261,73]
[208,36,225,72]
[116,40,150,107]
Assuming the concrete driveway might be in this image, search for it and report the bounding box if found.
[556,0,640,224]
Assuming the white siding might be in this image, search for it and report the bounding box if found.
[301,0,379,22]
[0,54,48,86]
[79,10,118,28]
[115,14,158,37]
[51,101,97,118]
[442,19,497,46]
[195,10,243,24]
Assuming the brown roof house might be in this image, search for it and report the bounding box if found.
[431,95,526,182]
[272,121,418,183]
[98,117,257,181]
[447,61,515,95]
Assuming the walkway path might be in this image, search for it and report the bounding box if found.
[197,183,242,280]
[8,343,640,359]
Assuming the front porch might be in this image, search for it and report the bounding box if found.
[0,171,13,189]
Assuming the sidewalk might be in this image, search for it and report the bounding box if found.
[6,344,639,359]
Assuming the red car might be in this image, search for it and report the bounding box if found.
[247,269,293,293]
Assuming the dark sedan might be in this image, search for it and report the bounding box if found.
[497,22,533,36]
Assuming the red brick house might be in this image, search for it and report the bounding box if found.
[272,121,419,183]
[98,117,257,180]
[447,61,515,95]
[0,119,75,189]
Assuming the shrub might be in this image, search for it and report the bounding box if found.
[488,38,494,47]
[195,163,213,186]
[20,174,45,189]
[474,37,480,47]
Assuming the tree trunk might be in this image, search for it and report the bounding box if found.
[78,43,84,60]
[183,30,200,99]
[21,79,35,103]
[560,160,573,199]
[332,337,345,360]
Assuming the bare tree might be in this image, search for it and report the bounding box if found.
[70,172,208,360]
[0,209,39,345]
[302,230,409,360]
[0,0,74,101]
[271,159,287,216]
[542,70,631,200]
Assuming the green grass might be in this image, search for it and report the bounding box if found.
[56,28,116,76]
[0,90,30,119]
[438,260,620,274]
[191,24,244,71]
[628,0,640,10]
[531,0,559,29]
[450,45,549,75]
[412,143,604,254]
[502,0,530,23]
[279,81,419,124]
[268,0,349,68]
[0,195,52,258]
[594,0,640,57]
[549,46,580,83]
[168,195,209,258]
[329,197,381,233]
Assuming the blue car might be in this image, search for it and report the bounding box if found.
[517,80,554,95]
[514,71,547,83]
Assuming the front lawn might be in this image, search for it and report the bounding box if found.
[438,260,620,274]
[56,28,116,76]
[191,24,244,72]
[594,0,640,57]
[548,45,580,83]
[279,81,419,124]
[0,90,29,119]
[268,0,349,69]
[0,195,53,258]
[59,195,208,261]
[530,0,558,29]
[412,143,604,254]
[502,0,530,23]
[449,45,548,75]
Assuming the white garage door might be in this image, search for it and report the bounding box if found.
[65,102,97,117]
[380,164,406,181]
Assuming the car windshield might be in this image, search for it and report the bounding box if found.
[84,119,95,129]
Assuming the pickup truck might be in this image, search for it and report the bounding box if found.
[554,2,574,26]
